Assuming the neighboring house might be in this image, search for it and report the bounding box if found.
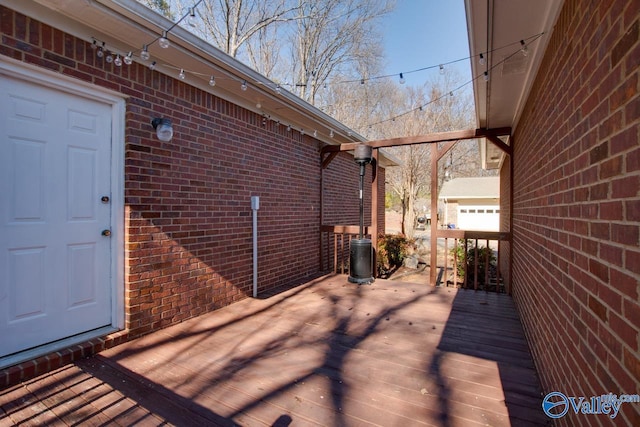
[466,0,639,425]
[438,176,499,230]
[0,0,388,383]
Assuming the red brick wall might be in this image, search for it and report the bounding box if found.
[0,5,385,385]
[499,154,511,287]
[510,0,639,425]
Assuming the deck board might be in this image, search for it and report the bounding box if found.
[1,276,549,426]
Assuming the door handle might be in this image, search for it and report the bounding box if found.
[102,229,111,237]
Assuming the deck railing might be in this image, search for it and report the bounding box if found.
[321,225,510,294]
[320,225,370,274]
[435,229,511,294]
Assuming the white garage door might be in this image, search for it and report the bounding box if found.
[458,206,500,231]
[0,74,113,357]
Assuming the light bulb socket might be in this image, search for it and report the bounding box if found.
[159,31,170,49]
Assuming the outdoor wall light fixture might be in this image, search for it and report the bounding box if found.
[151,118,173,142]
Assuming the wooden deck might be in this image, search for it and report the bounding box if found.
[0,275,549,426]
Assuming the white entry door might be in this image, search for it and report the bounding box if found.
[0,75,113,357]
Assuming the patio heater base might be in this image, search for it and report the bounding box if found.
[348,238,374,284]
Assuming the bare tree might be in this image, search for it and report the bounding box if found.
[244,22,284,78]
[290,0,393,104]
[138,0,175,18]
[185,0,301,58]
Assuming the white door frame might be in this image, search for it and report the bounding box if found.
[0,57,125,365]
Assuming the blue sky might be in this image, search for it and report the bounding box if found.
[381,1,472,86]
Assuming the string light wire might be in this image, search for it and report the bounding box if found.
[86,3,545,139]
[361,32,545,129]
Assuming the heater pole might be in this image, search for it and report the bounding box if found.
[359,163,365,239]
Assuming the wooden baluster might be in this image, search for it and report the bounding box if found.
[333,233,338,273]
[474,239,479,291]
[464,239,468,289]
[497,240,501,293]
[453,238,458,287]
[443,237,448,287]
[341,233,345,274]
[485,239,490,292]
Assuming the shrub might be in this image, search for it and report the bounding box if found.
[377,234,415,277]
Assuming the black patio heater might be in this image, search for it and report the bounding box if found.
[348,143,375,284]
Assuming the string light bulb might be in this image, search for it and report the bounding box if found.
[439,64,445,74]
[479,52,486,65]
[483,71,489,81]
[399,73,405,84]
[96,43,105,58]
[140,45,150,61]
[520,40,528,56]
[329,129,334,138]
[124,52,133,65]
[241,80,248,91]
[105,54,114,64]
[90,40,98,50]
[113,54,122,67]
[209,76,216,86]
[149,61,157,70]
[313,130,318,137]
[178,69,185,80]
[187,7,197,27]
[275,85,281,94]
[159,31,170,49]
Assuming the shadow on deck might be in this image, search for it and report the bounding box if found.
[0,275,549,426]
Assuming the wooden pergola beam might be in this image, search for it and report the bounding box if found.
[320,127,511,156]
